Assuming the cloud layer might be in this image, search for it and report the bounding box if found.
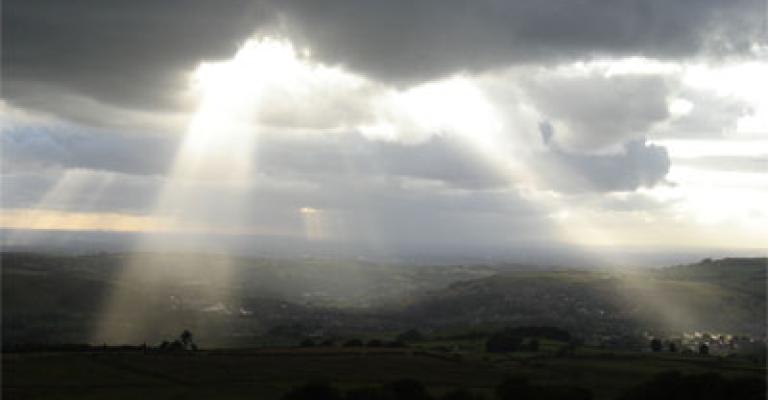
[3,1,766,252]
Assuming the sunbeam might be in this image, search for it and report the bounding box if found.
[91,38,307,344]
[5,169,116,243]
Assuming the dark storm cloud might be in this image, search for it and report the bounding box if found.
[273,0,763,84]
[2,0,273,112]
[4,0,763,116]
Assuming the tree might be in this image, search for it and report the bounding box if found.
[158,331,197,352]
[180,329,195,350]
[486,330,523,353]
[650,338,663,352]
[699,343,709,355]
[668,342,677,353]
[168,340,184,351]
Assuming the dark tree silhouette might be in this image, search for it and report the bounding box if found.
[650,338,663,352]
[668,342,678,353]
[179,329,195,350]
[168,340,184,351]
[699,343,709,355]
[486,330,523,353]
[158,330,197,352]
[180,329,192,344]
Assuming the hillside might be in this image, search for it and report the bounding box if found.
[402,259,766,338]
[2,253,765,346]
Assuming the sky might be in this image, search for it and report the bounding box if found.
[2,0,767,258]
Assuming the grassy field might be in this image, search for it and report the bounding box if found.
[3,346,764,400]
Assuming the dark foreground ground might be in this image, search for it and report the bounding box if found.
[2,346,765,400]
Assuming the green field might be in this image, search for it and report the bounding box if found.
[3,346,764,400]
